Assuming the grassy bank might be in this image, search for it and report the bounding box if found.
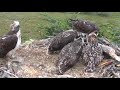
[0,12,119,44]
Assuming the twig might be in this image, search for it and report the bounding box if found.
[0,68,18,78]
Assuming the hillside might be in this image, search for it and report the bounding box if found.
[0,12,120,44]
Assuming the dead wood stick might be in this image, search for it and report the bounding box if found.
[98,37,120,56]
[0,68,18,78]
[2,70,18,78]
[98,60,113,68]
[99,43,120,62]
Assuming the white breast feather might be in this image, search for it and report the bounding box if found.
[15,29,21,49]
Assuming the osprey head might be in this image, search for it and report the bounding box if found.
[10,21,20,31]
[88,32,98,44]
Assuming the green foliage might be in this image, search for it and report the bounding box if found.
[99,22,120,43]
[0,12,119,45]
[37,13,71,38]
[45,20,70,36]
[96,12,111,17]
[81,12,111,17]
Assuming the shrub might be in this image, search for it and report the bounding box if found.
[39,13,71,38]
[45,19,70,36]
[96,12,111,17]
[99,22,119,43]
[81,12,111,17]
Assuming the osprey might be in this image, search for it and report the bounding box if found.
[56,37,83,75]
[71,19,99,34]
[82,32,103,72]
[48,29,81,54]
[0,21,21,58]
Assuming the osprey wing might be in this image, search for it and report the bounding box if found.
[0,35,18,58]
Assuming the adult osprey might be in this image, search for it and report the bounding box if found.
[0,21,21,58]
[71,19,99,34]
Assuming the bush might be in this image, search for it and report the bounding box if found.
[96,12,111,17]
[39,13,71,38]
[45,19,70,36]
[81,12,111,17]
[99,22,119,43]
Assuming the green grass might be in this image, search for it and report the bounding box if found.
[0,12,120,44]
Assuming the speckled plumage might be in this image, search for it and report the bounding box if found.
[56,37,83,75]
[82,32,103,72]
[48,29,80,54]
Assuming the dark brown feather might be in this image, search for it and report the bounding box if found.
[0,35,18,58]
[6,25,20,35]
[56,37,83,75]
[72,20,99,34]
[48,30,79,54]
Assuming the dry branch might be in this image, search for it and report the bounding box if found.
[98,37,120,56]
[99,43,120,62]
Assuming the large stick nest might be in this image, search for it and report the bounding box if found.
[0,37,120,78]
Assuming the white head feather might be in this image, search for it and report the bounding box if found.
[10,21,20,31]
[13,21,19,26]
